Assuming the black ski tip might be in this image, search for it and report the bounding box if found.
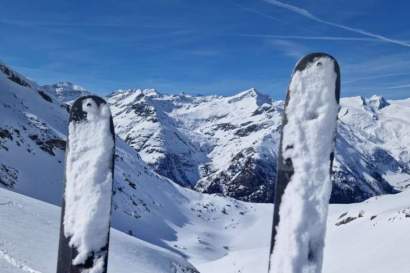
[293,52,340,103]
[69,95,109,122]
[294,52,337,71]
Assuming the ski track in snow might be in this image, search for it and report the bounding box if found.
[0,248,42,273]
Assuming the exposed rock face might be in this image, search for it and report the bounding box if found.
[196,147,275,202]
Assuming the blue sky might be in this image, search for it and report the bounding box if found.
[0,0,409,99]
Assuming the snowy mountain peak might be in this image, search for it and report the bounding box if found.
[42,81,91,103]
[367,95,390,110]
[238,88,258,96]
[352,95,390,112]
[143,88,160,97]
[111,88,159,97]
[108,88,281,199]
[228,88,271,106]
[52,81,86,91]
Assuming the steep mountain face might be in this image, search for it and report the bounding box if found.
[108,88,280,202]
[332,96,410,202]
[0,63,68,202]
[107,89,410,203]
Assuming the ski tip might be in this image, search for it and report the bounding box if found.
[69,95,109,122]
[293,52,341,102]
[294,52,338,72]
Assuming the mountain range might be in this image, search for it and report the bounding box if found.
[1,61,410,272]
[96,87,408,203]
[2,61,409,204]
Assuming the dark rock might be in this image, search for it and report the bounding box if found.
[235,124,262,137]
[335,216,358,226]
[0,128,12,140]
[28,134,66,156]
[213,123,237,131]
[0,64,31,88]
[196,148,275,203]
[37,90,53,103]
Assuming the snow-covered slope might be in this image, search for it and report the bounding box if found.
[107,89,409,203]
[0,62,68,204]
[2,185,410,273]
[197,188,410,273]
[0,188,198,273]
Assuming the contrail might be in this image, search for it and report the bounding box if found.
[263,0,410,48]
[344,72,410,84]
[382,83,410,89]
[232,2,282,22]
[237,33,379,42]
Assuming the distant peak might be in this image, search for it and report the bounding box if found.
[366,95,390,110]
[143,89,159,97]
[50,81,87,92]
[42,81,91,103]
[228,88,271,105]
[113,88,159,96]
[237,88,259,97]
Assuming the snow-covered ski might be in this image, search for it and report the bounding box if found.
[269,53,340,273]
[57,96,115,273]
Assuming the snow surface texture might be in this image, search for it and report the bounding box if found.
[270,56,339,273]
[0,189,198,273]
[2,186,410,273]
[64,98,114,271]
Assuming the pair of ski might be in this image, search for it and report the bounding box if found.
[56,52,340,273]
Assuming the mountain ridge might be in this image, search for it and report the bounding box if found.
[2,61,409,204]
[105,87,407,203]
